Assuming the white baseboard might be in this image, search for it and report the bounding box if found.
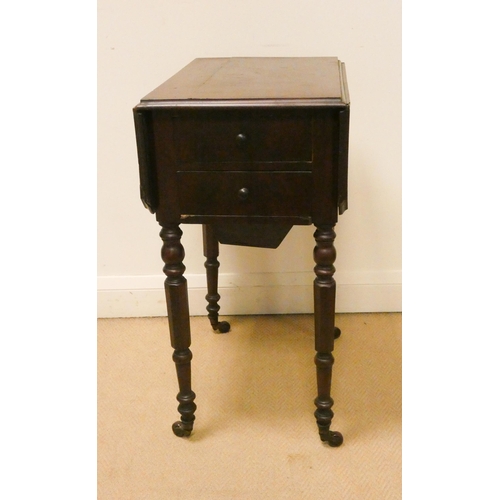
[97,271,401,318]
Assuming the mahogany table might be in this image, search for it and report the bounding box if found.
[133,57,350,446]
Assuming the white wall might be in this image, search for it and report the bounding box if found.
[97,0,401,318]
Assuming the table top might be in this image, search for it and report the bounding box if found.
[139,57,349,108]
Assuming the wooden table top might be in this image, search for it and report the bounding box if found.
[140,57,349,107]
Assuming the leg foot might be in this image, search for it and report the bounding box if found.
[172,421,192,437]
[320,430,344,447]
[214,320,231,333]
[334,326,341,339]
[203,225,230,334]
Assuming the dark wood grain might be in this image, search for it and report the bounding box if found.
[338,108,350,214]
[311,110,337,226]
[173,109,312,166]
[179,215,312,226]
[141,57,344,103]
[133,108,158,213]
[177,171,312,217]
[202,224,230,333]
[313,226,343,447]
[150,110,181,226]
[160,225,196,437]
[213,221,293,248]
[134,57,350,446]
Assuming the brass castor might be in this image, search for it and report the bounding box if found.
[214,321,231,333]
[321,430,344,447]
[172,421,192,437]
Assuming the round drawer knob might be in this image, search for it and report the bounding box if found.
[238,187,250,201]
[236,133,247,146]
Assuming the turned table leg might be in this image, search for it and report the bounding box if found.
[160,225,196,437]
[313,225,343,447]
[202,224,230,333]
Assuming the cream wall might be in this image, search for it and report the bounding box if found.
[97,0,401,317]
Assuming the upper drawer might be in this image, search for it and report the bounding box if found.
[173,109,312,166]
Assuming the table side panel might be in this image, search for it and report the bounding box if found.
[311,109,338,225]
[338,106,350,214]
[150,110,181,224]
[133,108,158,213]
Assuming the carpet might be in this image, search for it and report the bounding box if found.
[98,313,401,499]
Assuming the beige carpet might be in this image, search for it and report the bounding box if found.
[98,313,401,499]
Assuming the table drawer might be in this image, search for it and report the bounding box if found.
[173,110,312,167]
[177,172,312,216]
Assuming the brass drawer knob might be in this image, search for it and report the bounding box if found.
[238,187,250,201]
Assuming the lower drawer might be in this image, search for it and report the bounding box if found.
[177,171,312,217]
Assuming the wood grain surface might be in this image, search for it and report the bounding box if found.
[141,57,344,104]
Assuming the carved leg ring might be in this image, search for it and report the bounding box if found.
[203,225,230,333]
[161,225,196,437]
[313,225,343,447]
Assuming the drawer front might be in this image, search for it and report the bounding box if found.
[173,110,312,167]
[177,172,312,217]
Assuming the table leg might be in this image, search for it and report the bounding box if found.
[202,224,230,333]
[313,225,343,447]
[160,224,196,437]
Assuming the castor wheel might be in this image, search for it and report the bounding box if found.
[172,421,192,437]
[321,430,344,447]
[214,321,231,333]
[334,327,341,339]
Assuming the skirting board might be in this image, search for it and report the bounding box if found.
[97,271,401,318]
